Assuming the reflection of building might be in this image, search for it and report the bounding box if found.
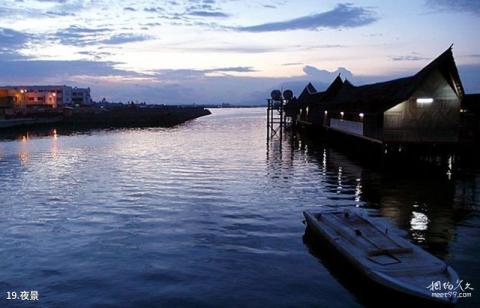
[295,132,470,256]
[72,87,92,105]
[0,85,73,109]
[294,47,479,145]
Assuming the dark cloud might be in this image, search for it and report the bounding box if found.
[100,33,152,45]
[143,22,162,27]
[45,10,75,16]
[0,59,140,83]
[187,10,228,17]
[53,26,152,46]
[0,27,30,49]
[185,0,228,18]
[427,0,480,15]
[124,7,136,12]
[54,25,111,46]
[0,27,31,60]
[144,7,163,13]
[236,3,377,32]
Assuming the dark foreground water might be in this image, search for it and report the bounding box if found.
[0,108,479,307]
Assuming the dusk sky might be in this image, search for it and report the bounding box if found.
[1,0,479,104]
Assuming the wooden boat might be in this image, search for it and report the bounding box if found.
[303,208,459,305]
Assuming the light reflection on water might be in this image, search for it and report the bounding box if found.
[0,108,479,307]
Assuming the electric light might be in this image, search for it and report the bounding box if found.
[416,98,434,104]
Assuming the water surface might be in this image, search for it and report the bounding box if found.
[0,108,478,307]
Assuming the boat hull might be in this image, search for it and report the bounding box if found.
[304,209,458,305]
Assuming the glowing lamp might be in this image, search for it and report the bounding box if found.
[359,113,364,118]
[416,98,434,104]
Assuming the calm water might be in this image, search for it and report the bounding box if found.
[0,108,479,307]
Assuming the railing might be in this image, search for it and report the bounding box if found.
[330,119,364,136]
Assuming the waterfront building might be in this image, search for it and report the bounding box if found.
[72,87,93,105]
[0,85,73,109]
[0,89,17,109]
[294,47,479,145]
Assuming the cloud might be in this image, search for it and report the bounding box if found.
[0,60,140,83]
[0,27,31,60]
[187,10,228,17]
[100,34,152,45]
[4,57,477,106]
[391,52,429,61]
[299,44,347,51]
[185,0,229,18]
[154,66,256,79]
[54,25,111,46]
[427,0,480,15]
[0,27,30,49]
[236,3,378,32]
[303,65,353,81]
[78,50,114,60]
[208,67,255,73]
[282,62,303,66]
[144,7,163,13]
[175,45,279,53]
[45,10,75,16]
[53,26,152,46]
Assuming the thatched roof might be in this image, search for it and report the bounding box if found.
[298,47,465,114]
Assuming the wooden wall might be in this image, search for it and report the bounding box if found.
[383,69,460,143]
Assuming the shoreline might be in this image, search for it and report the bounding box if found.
[0,106,211,132]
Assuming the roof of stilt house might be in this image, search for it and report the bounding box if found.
[297,82,317,105]
[298,46,465,113]
[343,79,354,88]
[323,75,344,98]
[296,83,319,108]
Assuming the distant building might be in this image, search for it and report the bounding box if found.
[293,47,479,145]
[0,85,73,108]
[0,89,18,109]
[72,87,92,105]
